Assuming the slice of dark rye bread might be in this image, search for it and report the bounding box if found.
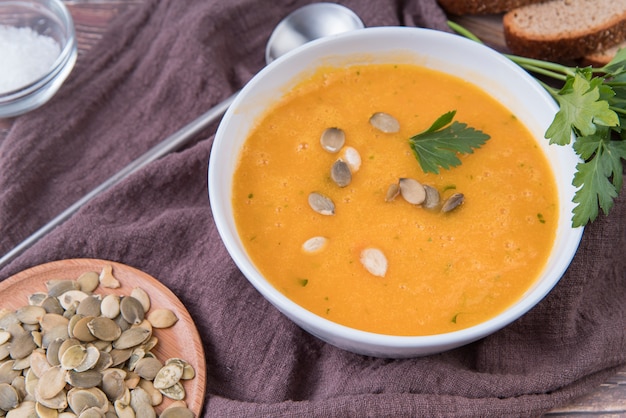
[438,0,548,15]
[583,39,626,66]
[503,0,626,61]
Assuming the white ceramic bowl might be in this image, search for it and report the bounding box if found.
[208,27,583,358]
[0,0,77,118]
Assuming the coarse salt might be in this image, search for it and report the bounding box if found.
[0,25,60,94]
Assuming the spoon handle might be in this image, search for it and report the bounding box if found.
[0,92,238,270]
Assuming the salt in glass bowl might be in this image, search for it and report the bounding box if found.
[0,0,77,118]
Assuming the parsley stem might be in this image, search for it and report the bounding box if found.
[509,60,569,81]
[447,21,483,43]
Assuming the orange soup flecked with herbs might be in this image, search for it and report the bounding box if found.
[232,63,558,336]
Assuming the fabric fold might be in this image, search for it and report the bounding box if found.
[1,1,624,416]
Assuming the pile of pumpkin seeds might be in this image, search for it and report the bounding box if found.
[307,112,465,279]
[0,265,196,418]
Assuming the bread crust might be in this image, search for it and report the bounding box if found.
[503,2,626,61]
[438,0,548,15]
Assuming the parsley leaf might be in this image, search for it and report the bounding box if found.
[408,110,491,174]
[448,20,626,227]
[545,70,619,146]
[571,127,626,226]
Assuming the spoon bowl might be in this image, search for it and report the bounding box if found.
[265,3,364,64]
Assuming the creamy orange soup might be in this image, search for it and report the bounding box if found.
[232,63,558,336]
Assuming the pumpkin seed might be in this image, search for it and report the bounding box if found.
[330,159,352,187]
[77,271,100,293]
[0,332,9,346]
[153,362,183,390]
[45,339,63,367]
[46,281,80,298]
[399,178,426,205]
[15,306,46,325]
[137,379,162,407]
[41,296,64,315]
[59,291,89,311]
[101,368,127,401]
[40,312,69,332]
[37,365,67,400]
[66,369,102,389]
[34,402,58,418]
[159,406,195,418]
[0,344,8,362]
[0,383,19,410]
[71,316,97,343]
[360,248,388,277]
[133,358,162,381]
[35,386,67,410]
[76,296,101,318]
[57,339,81,364]
[28,292,47,307]
[422,184,441,209]
[114,399,134,418]
[0,361,20,385]
[119,297,144,326]
[78,406,106,418]
[130,387,155,418]
[369,112,400,133]
[166,359,194,381]
[11,357,29,371]
[74,344,100,373]
[98,265,120,289]
[100,295,120,320]
[67,387,107,415]
[124,371,140,390]
[11,371,28,400]
[8,330,36,359]
[5,400,36,417]
[113,327,151,351]
[93,351,113,373]
[158,382,185,401]
[441,192,465,213]
[146,309,178,329]
[109,348,133,368]
[339,146,361,173]
[129,288,150,314]
[41,326,69,351]
[308,192,335,216]
[320,127,345,153]
[127,349,145,372]
[60,345,87,370]
[385,182,399,202]
[302,236,328,253]
[87,317,121,342]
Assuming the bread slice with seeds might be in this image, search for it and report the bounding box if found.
[503,0,626,61]
[583,39,626,66]
[438,0,547,15]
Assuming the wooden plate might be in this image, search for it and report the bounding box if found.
[0,258,206,416]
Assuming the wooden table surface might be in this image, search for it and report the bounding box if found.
[2,2,625,415]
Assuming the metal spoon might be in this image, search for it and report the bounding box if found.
[0,3,364,269]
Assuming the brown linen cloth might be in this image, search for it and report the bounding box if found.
[1,0,625,416]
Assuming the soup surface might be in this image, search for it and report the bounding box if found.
[232,63,558,336]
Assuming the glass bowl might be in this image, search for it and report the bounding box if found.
[0,0,77,118]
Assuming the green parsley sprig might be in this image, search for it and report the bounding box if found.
[448,21,626,228]
[408,110,490,174]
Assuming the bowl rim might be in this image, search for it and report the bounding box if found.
[0,0,77,101]
[208,26,584,355]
